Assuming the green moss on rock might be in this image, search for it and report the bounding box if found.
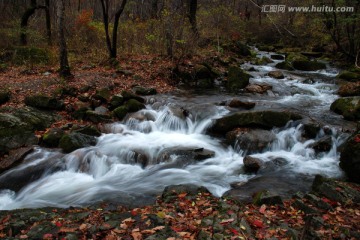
[210,110,302,134]
[330,97,360,121]
[292,60,326,71]
[337,71,360,82]
[59,132,97,153]
[227,66,251,92]
[0,91,10,105]
[113,106,129,120]
[275,61,294,70]
[25,95,64,110]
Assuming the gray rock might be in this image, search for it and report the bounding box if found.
[59,132,97,153]
[243,155,262,173]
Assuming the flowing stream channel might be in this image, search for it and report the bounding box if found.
[0,50,355,210]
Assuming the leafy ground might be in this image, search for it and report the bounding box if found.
[0,179,359,240]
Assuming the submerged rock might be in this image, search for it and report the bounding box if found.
[228,99,256,109]
[243,155,262,173]
[245,84,272,94]
[337,71,360,82]
[268,70,285,79]
[132,86,157,96]
[275,61,294,71]
[42,128,65,147]
[227,128,276,154]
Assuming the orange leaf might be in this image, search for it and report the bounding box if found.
[178,193,187,198]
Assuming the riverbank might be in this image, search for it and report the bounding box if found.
[0,176,359,239]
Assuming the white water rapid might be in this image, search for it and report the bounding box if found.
[0,50,353,210]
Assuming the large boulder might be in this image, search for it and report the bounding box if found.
[93,87,111,103]
[0,107,58,154]
[227,66,251,92]
[121,90,145,103]
[337,71,360,82]
[338,82,360,97]
[243,155,262,173]
[210,110,302,134]
[59,132,97,153]
[24,95,64,110]
[339,132,360,183]
[275,61,294,71]
[330,97,360,121]
[109,94,124,110]
[42,128,65,147]
[226,128,276,153]
[113,106,129,120]
[0,90,10,105]
[292,60,326,71]
[125,99,146,112]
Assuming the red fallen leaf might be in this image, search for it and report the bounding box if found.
[55,222,62,227]
[321,197,337,206]
[322,214,330,221]
[220,218,235,225]
[171,226,183,232]
[131,209,138,216]
[230,228,239,235]
[252,219,264,228]
[354,135,360,143]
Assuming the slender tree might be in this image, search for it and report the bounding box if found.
[100,0,128,59]
[57,0,72,78]
[188,0,198,36]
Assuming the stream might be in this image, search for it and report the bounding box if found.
[0,50,355,210]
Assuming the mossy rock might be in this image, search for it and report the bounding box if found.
[286,52,308,62]
[109,94,124,110]
[73,125,101,137]
[234,42,252,56]
[253,56,273,65]
[330,97,360,121]
[42,128,65,147]
[59,132,97,153]
[337,71,360,82]
[292,60,326,71]
[121,90,145,103]
[85,110,112,123]
[132,86,157,96]
[227,66,251,92]
[210,110,302,134]
[13,107,58,130]
[113,106,129,120]
[25,95,64,110]
[0,113,38,153]
[13,46,49,65]
[275,61,294,71]
[197,78,214,89]
[125,99,146,112]
[0,90,10,105]
[94,88,111,102]
[340,131,360,183]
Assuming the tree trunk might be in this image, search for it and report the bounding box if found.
[151,0,158,18]
[100,0,127,60]
[20,0,37,45]
[45,0,52,45]
[57,0,72,78]
[188,0,198,36]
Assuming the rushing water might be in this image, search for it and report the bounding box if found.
[0,50,354,210]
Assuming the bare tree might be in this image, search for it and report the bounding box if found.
[188,0,198,36]
[100,0,128,59]
[20,0,46,45]
[57,0,72,78]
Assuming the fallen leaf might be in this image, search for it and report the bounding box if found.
[252,219,264,228]
[220,218,234,225]
[259,204,267,214]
